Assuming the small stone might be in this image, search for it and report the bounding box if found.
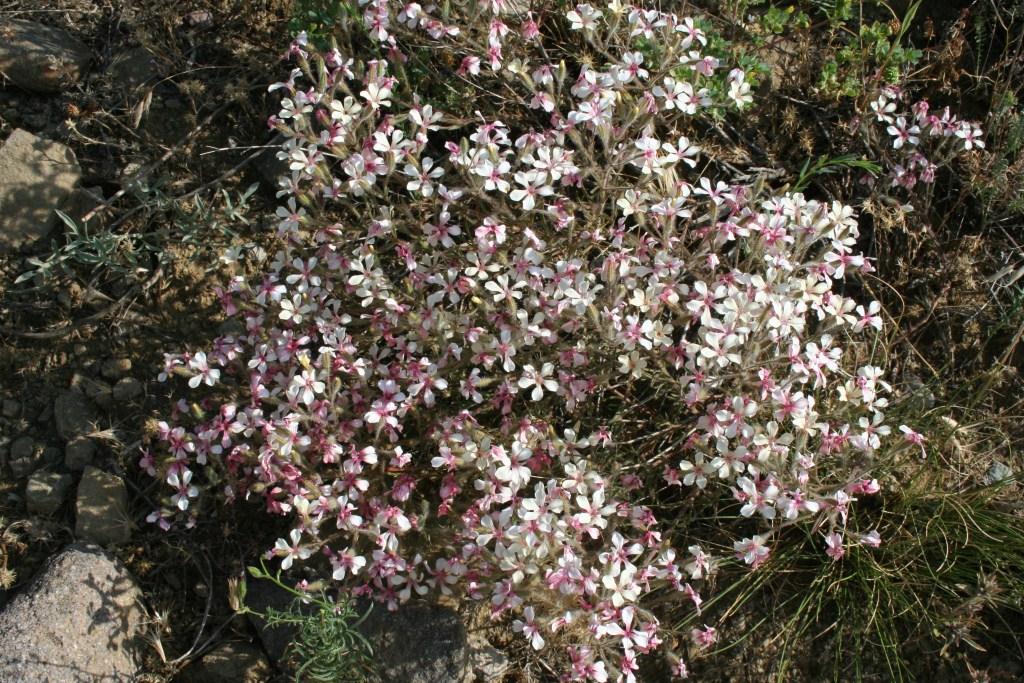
[983,461,1013,486]
[10,435,34,461]
[0,129,82,252]
[54,389,96,440]
[35,403,53,424]
[190,641,272,683]
[0,20,91,94]
[108,47,159,92]
[75,466,131,546]
[65,436,96,470]
[26,471,73,515]
[40,445,62,467]
[101,357,133,381]
[76,375,114,411]
[9,436,39,477]
[1,399,20,418]
[467,640,509,683]
[9,457,36,479]
[112,377,143,402]
[0,543,145,679]
[185,10,214,27]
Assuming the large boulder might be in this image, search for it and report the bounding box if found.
[0,128,82,251]
[0,544,146,681]
[0,19,91,94]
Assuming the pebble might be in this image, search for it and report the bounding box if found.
[101,357,133,381]
[9,436,40,477]
[112,377,143,402]
[41,445,62,467]
[1,399,20,418]
[9,435,34,462]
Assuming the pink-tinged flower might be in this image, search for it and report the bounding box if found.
[566,3,602,31]
[860,530,882,548]
[604,606,651,651]
[512,606,545,650]
[187,351,220,388]
[825,532,845,561]
[668,653,689,679]
[886,116,920,149]
[690,624,718,649]
[684,545,713,579]
[518,363,558,401]
[955,123,984,150]
[330,548,367,580]
[726,69,752,109]
[871,95,896,123]
[457,55,481,76]
[167,469,199,511]
[602,566,640,607]
[899,425,927,458]
[138,448,156,477]
[734,535,770,568]
[273,528,312,570]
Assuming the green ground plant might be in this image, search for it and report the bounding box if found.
[237,562,376,683]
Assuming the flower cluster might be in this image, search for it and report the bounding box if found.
[866,84,984,191]
[142,3,935,679]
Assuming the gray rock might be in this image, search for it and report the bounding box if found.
[1,399,20,418]
[247,578,469,682]
[65,436,97,470]
[108,47,159,92]
[467,639,509,682]
[40,445,62,467]
[8,436,39,477]
[9,435,34,461]
[35,403,53,425]
[54,389,95,440]
[112,377,143,402]
[75,466,131,546]
[26,471,73,515]
[100,357,133,381]
[983,461,1013,486]
[0,20,91,94]
[0,543,145,681]
[188,641,273,683]
[9,456,37,479]
[72,373,114,411]
[0,128,82,251]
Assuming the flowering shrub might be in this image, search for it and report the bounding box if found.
[142,3,980,679]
